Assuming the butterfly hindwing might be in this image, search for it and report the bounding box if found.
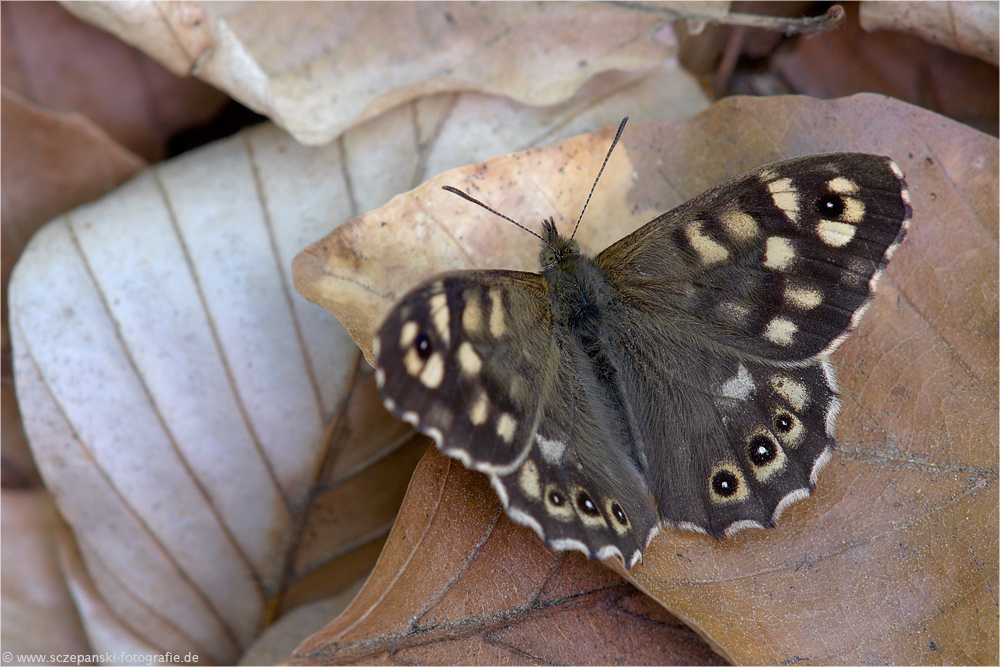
[601,309,839,536]
[491,326,661,568]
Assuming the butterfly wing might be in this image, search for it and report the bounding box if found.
[375,270,558,473]
[602,310,838,537]
[595,153,911,363]
[375,270,660,566]
[590,153,911,536]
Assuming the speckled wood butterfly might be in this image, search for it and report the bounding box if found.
[373,119,911,568]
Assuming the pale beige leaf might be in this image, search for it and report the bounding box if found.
[1,490,90,663]
[63,1,684,145]
[239,578,366,666]
[861,0,999,65]
[9,124,362,664]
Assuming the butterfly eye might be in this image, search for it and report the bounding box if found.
[816,193,845,218]
[748,435,779,466]
[414,331,432,360]
[711,469,740,498]
[773,412,795,433]
[576,492,600,517]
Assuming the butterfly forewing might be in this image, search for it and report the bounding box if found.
[374,139,910,569]
[375,270,559,473]
[596,153,910,363]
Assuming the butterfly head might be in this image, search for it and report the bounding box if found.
[539,218,581,272]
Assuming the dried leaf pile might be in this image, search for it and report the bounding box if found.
[3,2,997,666]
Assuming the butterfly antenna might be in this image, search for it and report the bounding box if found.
[569,116,629,242]
[441,185,550,246]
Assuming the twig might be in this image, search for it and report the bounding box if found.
[619,3,846,36]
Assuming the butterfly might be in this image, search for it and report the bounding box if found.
[372,118,911,569]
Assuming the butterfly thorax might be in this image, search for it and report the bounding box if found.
[538,219,617,333]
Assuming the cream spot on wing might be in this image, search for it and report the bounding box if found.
[770,375,809,411]
[457,341,481,375]
[519,459,542,500]
[827,176,859,195]
[720,208,759,241]
[785,283,823,310]
[685,222,729,264]
[469,390,489,425]
[509,375,525,403]
[418,352,445,388]
[721,363,755,401]
[401,411,419,426]
[889,161,904,179]
[841,257,869,287]
[535,433,567,464]
[763,317,797,346]
[462,294,483,334]
[768,178,800,223]
[372,336,381,359]
[403,347,423,377]
[764,237,796,270]
[817,220,856,247]
[429,293,450,346]
[496,413,516,443]
[842,197,865,223]
[488,288,506,337]
[399,320,419,348]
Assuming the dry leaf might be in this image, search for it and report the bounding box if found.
[861,0,999,65]
[773,2,998,137]
[289,447,726,666]
[239,579,367,666]
[294,94,998,664]
[3,1,228,161]
[63,1,683,145]
[8,124,392,664]
[1,489,90,661]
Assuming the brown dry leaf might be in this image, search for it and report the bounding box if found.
[2,1,228,161]
[294,94,998,664]
[861,0,999,65]
[773,2,998,137]
[63,1,683,145]
[290,447,727,665]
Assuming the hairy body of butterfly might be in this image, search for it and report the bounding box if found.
[373,145,911,569]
